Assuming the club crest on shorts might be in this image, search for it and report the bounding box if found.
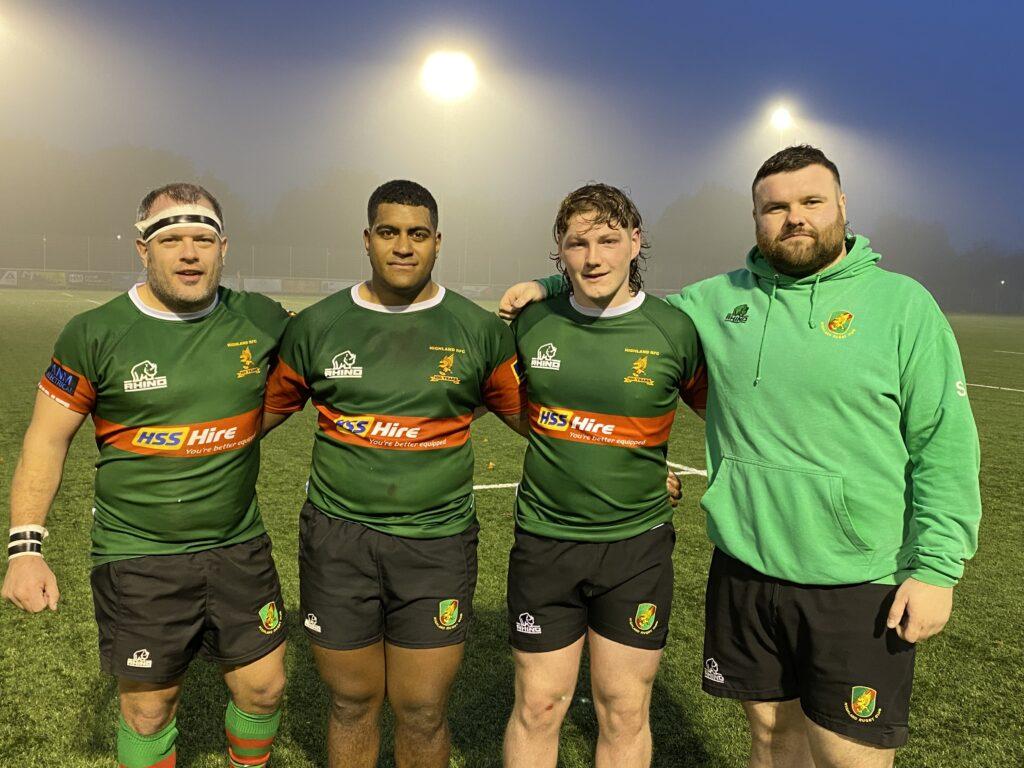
[845,685,882,722]
[629,602,658,634]
[821,310,857,339]
[434,599,462,630]
[258,601,282,635]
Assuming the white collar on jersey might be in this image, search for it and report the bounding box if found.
[129,283,219,321]
[570,291,646,318]
[350,282,446,313]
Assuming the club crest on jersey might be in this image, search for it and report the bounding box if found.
[124,360,167,392]
[434,599,462,630]
[624,356,655,386]
[629,603,658,634]
[325,350,363,379]
[428,345,463,384]
[235,346,261,378]
[258,601,282,635]
[724,304,750,323]
[845,686,881,722]
[531,342,561,370]
[821,310,857,339]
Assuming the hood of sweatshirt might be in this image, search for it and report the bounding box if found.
[744,235,881,385]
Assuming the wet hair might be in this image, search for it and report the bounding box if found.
[752,144,841,196]
[367,180,439,230]
[136,182,224,225]
[552,182,649,294]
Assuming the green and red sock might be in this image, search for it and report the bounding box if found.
[117,715,177,768]
[225,699,281,767]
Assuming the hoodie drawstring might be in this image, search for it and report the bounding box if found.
[753,278,777,387]
[808,272,822,328]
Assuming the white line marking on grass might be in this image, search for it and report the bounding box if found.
[994,350,1024,355]
[473,482,519,490]
[62,292,73,297]
[968,383,1024,393]
[667,461,707,477]
[84,299,102,304]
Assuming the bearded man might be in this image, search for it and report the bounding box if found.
[500,145,982,768]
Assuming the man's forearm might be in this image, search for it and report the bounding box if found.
[260,410,292,437]
[496,410,530,437]
[8,430,72,528]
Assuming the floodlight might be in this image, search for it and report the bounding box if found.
[420,51,478,103]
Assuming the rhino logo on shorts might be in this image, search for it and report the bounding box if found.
[126,648,153,669]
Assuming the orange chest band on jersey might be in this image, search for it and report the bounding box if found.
[528,402,676,448]
[314,404,473,451]
[92,407,261,457]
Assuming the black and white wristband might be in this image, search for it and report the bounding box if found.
[8,525,48,560]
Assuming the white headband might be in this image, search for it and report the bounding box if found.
[135,204,223,242]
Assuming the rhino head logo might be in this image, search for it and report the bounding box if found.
[332,350,357,370]
[130,360,159,381]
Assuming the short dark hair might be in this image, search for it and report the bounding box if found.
[752,145,841,196]
[367,180,439,230]
[137,182,224,225]
[552,182,649,295]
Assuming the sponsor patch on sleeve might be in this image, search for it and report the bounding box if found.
[44,361,79,396]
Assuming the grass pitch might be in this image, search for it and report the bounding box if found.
[0,290,1021,767]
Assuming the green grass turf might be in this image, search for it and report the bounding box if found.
[0,290,1021,766]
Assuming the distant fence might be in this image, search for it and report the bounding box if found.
[0,268,517,300]
[3,268,1018,312]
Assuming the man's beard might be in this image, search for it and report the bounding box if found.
[757,211,847,278]
[147,261,222,313]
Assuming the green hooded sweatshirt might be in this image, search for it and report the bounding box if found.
[537,236,981,587]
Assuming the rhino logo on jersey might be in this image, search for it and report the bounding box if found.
[124,360,168,392]
[325,350,363,379]
[131,361,158,381]
[531,342,561,371]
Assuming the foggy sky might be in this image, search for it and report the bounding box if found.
[0,0,1021,276]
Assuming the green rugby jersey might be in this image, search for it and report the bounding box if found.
[37,284,290,564]
[265,284,524,538]
[513,292,706,541]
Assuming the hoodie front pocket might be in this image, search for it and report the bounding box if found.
[701,455,872,585]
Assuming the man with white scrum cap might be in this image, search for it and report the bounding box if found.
[2,183,291,768]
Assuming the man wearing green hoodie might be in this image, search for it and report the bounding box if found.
[499,145,981,767]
